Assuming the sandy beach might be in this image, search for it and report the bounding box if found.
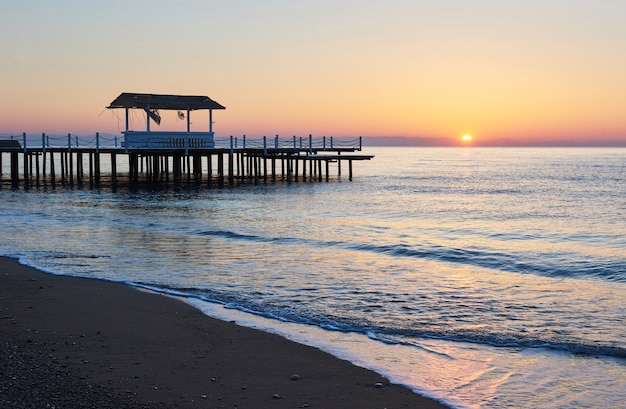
[0,256,448,408]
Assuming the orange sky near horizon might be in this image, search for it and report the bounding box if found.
[1,1,625,145]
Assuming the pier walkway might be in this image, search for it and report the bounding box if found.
[0,134,373,189]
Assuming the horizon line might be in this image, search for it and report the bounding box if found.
[2,132,625,148]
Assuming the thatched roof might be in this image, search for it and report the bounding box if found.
[107,92,226,111]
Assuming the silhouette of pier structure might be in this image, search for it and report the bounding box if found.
[0,93,372,189]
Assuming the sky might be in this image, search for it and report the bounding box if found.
[1,0,625,146]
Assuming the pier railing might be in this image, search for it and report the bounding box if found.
[0,133,363,153]
[1,133,373,187]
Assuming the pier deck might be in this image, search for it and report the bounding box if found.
[0,135,373,189]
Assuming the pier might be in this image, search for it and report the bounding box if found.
[0,93,373,189]
[0,134,373,189]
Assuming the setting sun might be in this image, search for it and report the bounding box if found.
[461,134,473,142]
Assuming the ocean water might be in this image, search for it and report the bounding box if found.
[1,147,625,409]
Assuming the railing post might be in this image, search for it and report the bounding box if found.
[293,135,296,148]
[275,134,279,149]
[230,135,234,155]
[46,135,50,148]
[42,133,46,153]
[323,136,326,150]
[359,136,362,150]
[330,136,334,149]
[22,132,27,153]
[115,136,118,148]
[263,136,267,156]
[96,132,100,154]
[75,135,79,148]
[243,134,246,149]
[309,134,312,154]
[67,133,72,152]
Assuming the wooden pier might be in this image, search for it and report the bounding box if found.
[0,93,373,189]
[0,135,373,189]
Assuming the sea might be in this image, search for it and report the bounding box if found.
[1,146,625,409]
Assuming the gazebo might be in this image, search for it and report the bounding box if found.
[107,92,226,150]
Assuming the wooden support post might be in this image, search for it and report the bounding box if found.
[49,151,55,181]
[286,154,292,182]
[152,155,160,180]
[349,160,353,181]
[111,153,117,182]
[228,153,234,185]
[129,153,139,182]
[35,152,40,180]
[11,152,19,185]
[127,153,133,179]
[67,152,74,184]
[60,152,65,182]
[77,152,83,179]
[325,160,330,181]
[23,152,29,184]
[89,153,94,183]
[69,151,74,185]
[318,160,322,182]
[252,156,257,180]
[94,152,100,184]
[217,153,224,186]
[173,154,182,180]
[194,154,202,177]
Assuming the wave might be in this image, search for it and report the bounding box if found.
[128,281,626,360]
[367,328,626,360]
[194,229,626,282]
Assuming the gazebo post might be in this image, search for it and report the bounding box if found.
[146,105,151,132]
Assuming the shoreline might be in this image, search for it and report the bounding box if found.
[1,256,448,408]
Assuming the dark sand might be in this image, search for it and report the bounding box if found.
[0,256,448,408]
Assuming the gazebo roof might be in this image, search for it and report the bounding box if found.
[107,92,226,111]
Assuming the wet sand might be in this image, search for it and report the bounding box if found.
[0,256,448,408]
